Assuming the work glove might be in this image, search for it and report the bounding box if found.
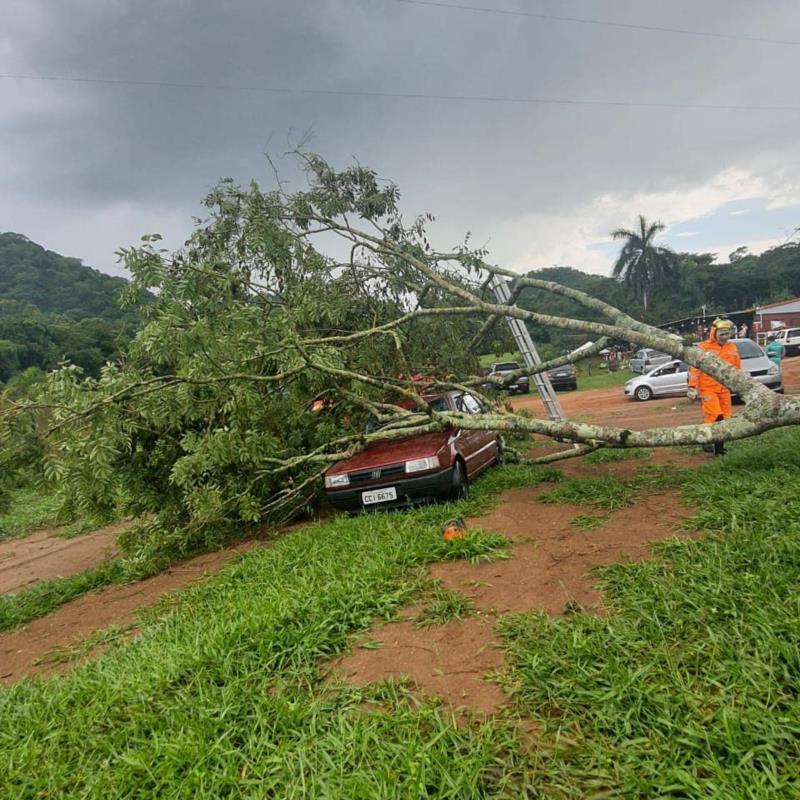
[686,388,699,401]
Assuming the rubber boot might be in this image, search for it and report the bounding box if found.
[713,415,725,456]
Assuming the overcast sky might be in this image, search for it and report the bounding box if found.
[2,0,799,278]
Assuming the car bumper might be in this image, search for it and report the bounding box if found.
[325,466,454,512]
[548,374,577,389]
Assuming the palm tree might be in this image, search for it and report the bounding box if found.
[611,215,678,311]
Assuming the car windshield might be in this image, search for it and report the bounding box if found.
[364,396,449,433]
[735,340,764,359]
[493,362,519,371]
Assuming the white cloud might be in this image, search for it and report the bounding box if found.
[488,165,800,277]
[708,237,785,264]
[729,209,748,216]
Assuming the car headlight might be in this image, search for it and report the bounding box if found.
[768,364,779,376]
[405,456,440,473]
[324,473,350,489]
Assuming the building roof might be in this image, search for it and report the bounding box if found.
[751,298,800,315]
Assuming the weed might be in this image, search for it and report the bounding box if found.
[0,561,125,632]
[539,476,634,510]
[570,514,608,530]
[415,588,477,629]
[583,447,651,464]
[33,623,139,666]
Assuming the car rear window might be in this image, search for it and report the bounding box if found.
[735,340,764,359]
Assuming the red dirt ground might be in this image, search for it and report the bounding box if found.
[0,540,260,685]
[331,449,701,714]
[0,520,129,595]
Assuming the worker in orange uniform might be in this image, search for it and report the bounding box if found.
[687,318,741,456]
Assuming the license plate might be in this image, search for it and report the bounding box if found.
[362,487,397,505]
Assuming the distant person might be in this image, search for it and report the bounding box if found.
[738,322,749,339]
[765,334,785,365]
[687,318,741,456]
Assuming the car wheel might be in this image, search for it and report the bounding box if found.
[520,384,530,394]
[569,382,578,391]
[448,460,469,501]
[634,385,652,401]
[494,436,506,466]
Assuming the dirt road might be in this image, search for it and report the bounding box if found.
[511,355,800,430]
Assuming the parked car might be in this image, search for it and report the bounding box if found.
[323,391,503,512]
[623,360,690,401]
[623,339,783,401]
[628,348,673,374]
[546,364,578,391]
[483,361,529,394]
[772,327,800,356]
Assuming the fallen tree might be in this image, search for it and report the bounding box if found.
[2,154,797,562]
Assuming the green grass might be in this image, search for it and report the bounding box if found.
[4,432,800,797]
[573,365,631,391]
[497,429,800,796]
[478,351,522,369]
[0,560,125,632]
[0,486,65,540]
[415,586,478,629]
[570,513,609,531]
[0,464,557,799]
[582,446,651,464]
[538,475,635,510]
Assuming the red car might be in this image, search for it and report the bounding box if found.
[323,391,503,512]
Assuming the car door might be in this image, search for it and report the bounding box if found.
[650,361,684,396]
[454,392,493,477]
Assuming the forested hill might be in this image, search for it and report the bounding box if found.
[0,232,134,322]
[520,241,800,327]
[0,233,141,384]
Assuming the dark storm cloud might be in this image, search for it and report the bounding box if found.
[2,0,799,275]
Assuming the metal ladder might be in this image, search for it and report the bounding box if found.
[489,275,567,423]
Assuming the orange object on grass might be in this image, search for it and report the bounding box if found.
[442,518,466,541]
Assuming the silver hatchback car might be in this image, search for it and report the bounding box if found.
[624,339,783,401]
[628,348,673,374]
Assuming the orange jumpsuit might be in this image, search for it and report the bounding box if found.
[687,334,741,424]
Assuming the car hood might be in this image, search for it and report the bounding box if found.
[326,431,451,475]
[741,355,776,374]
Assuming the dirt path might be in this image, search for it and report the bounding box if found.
[331,450,702,715]
[0,520,131,595]
[0,539,261,685]
[511,354,800,431]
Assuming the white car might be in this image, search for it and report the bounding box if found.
[772,327,800,356]
[624,339,783,401]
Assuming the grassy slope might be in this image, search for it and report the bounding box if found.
[2,433,800,797]
[0,486,64,540]
[0,465,557,799]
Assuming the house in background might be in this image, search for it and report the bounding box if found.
[751,298,800,333]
